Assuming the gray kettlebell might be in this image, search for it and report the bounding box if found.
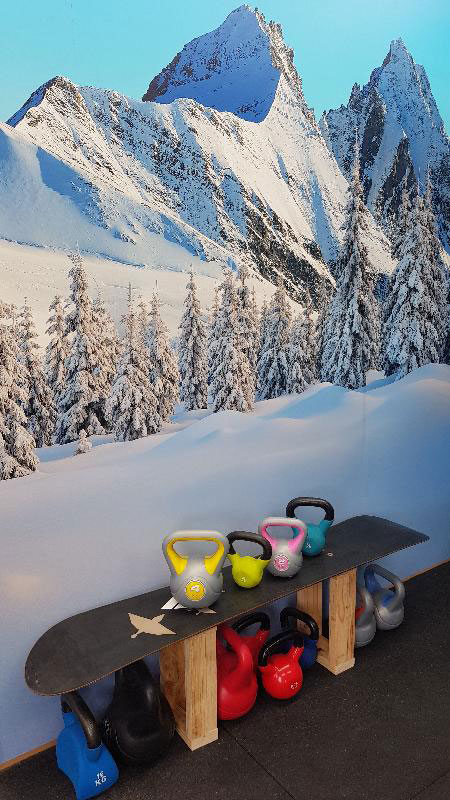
[258,517,307,578]
[355,586,376,648]
[364,564,405,630]
[162,531,229,608]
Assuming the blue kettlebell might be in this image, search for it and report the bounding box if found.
[286,497,335,557]
[280,607,320,669]
[56,692,119,800]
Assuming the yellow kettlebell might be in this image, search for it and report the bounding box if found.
[227,532,272,589]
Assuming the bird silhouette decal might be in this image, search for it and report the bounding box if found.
[129,613,176,638]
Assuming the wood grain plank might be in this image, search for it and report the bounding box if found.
[160,628,217,751]
[318,569,356,674]
[297,581,323,634]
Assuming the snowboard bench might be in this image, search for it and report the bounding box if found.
[25,516,428,751]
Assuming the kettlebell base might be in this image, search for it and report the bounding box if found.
[375,615,404,631]
[355,630,376,648]
[56,729,118,800]
[267,563,302,579]
[218,696,257,721]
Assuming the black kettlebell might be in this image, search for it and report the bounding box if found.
[101,660,175,766]
[280,607,320,669]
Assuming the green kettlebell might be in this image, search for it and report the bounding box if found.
[227,532,272,589]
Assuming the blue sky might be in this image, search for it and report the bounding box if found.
[1,0,448,129]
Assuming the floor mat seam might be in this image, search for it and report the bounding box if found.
[222,726,297,800]
[408,768,450,799]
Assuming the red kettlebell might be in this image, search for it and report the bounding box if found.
[232,612,271,672]
[258,630,304,701]
[216,625,258,720]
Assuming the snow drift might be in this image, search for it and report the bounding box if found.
[0,364,449,762]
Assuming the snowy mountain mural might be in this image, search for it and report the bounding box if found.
[1,5,398,309]
[320,38,450,250]
[0,2,449,770]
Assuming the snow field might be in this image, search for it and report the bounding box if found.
[0,239,296,346]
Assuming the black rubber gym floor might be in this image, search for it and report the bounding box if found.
[2,562,449,800]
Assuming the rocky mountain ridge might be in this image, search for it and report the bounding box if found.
[320,38,449,249]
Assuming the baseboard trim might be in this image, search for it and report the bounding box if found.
[0,739,55,772]
[1,557,449,771]
[404,557,449,581]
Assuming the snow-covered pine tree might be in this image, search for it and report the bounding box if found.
[257,278,292,399]
[92,293,120,396]
[74,429,92,455]
[314,278,330,376]
[320,149,380,388]
[443,278,450,366]
[0,301,38,479]
[148,292,179,422]
[45,295,69,417]
[236,265,258,399]
[210,270,253,412]
[136,296,149,350]
[391,180,413,260]
[178,272,208,410]
[383,181,448,378]
[55,252,107,443]
[287,291,317,393]
[443,326,450,366]
[207,287,220,388]
[251,287,260,354]
[106,289,160,441]
[257,298,269,363]
[423,178,448,359]
[18,300,54,448]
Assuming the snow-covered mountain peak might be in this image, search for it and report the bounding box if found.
[142,4,306,121]
[7,76,84,127]
[383,37,410,63]
[320,39,449,249]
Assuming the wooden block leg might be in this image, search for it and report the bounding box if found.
[159,628,218,751]
[297,581,323,635]
[316,568,356,675]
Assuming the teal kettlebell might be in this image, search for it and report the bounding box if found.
[285,497,335,557]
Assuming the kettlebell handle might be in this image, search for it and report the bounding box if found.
[365,564,405,608]
[356,585,375,617]
[258,517,307,552]
[280,607,319,641]
[258,630,304,667]
[218,625,254,679]
[227,531,272,561]
[162,531,229,576]
[61,691,101,750]
[286,497,335,522]
[232,612,271,635]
